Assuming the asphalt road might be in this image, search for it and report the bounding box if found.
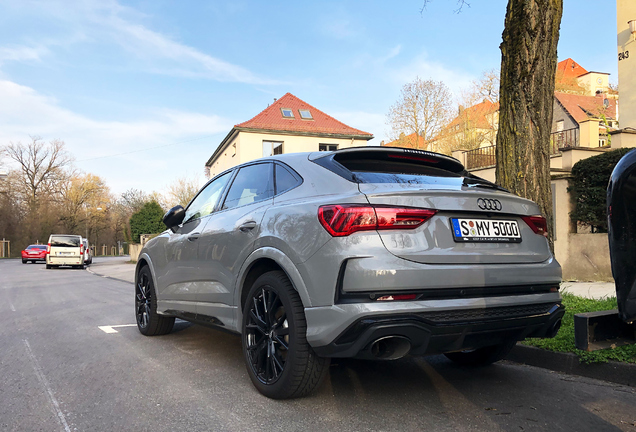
[1,259,635,432]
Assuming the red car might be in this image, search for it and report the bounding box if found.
[21,244,48,264]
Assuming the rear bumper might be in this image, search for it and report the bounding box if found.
[306,293,564,358]
[47,256,84,265]
[22,255,46,261]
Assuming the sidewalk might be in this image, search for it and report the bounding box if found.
[560,281,616,299]
[87,255,135,284]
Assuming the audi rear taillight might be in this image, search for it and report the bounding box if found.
[318,205,437,237]
[522,215,548,237]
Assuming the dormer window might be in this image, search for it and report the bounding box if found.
[281,108,294,118]
[299,109,313,120]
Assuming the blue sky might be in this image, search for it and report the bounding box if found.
[0,0,618,195]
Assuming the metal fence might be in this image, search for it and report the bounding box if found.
[465,145,496,170]
[550,128,579,154]
[465,128,581,170]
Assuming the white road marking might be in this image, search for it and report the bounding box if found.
[23,339,72,432]
[98,324,137,334]
[9,301,16,312]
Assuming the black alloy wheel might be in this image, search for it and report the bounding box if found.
[245,286,290,385]
[136,272,152,330]
[135,266,174,336]
[242,271,329,399]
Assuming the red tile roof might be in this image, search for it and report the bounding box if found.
[382,132,427,149]
[556,58,588,82]
[554,92,617,124]
[235,93,373,138]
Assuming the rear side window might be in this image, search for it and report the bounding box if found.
[275,164,300,195]
[50,236,81,247]
[223,163,274,210]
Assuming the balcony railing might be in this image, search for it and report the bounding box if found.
[550,128,579,154]
[464,128,581,170]
[465,145,496,170]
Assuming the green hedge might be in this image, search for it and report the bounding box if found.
[129,201,165,243]
[568,148,633,233]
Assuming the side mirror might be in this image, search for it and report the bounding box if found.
[163,205,185,232]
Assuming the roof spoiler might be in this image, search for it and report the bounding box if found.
[309,146,465,173]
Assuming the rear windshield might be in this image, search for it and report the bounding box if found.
[338,158,464,186]
[50,236,81,247]
[27,245,47,250]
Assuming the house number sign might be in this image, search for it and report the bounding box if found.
[619,50,629,61]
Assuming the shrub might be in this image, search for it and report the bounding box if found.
[568,148,633,233]
[129,201,165,243]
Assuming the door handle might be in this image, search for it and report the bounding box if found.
[187,232,200,241]
[239,221,257,232]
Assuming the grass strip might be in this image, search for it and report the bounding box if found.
[522,293,636,364]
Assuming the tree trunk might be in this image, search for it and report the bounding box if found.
[495,0,562,248]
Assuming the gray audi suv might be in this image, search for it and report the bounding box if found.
[135,147,563,399]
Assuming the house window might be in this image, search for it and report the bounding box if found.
[263,141,283,157]
[599,138,607,147]
[556,120,564,132]
[299,109,313,119]
[319,144,338,152]
[281,108,294,118]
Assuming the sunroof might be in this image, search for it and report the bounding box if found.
[281,108,294,118]
[299,109,313,119]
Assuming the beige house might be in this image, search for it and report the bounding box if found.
[205,93,373,177]
[381,99,498,155]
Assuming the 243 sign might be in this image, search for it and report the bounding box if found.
[619,51,629,61]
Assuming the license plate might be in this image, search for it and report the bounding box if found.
[451,218,521,243]
[58,252,72,255]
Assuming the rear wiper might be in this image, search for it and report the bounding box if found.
[462,176,509,192]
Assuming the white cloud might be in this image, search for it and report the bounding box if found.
[390,52,474,94]
[0,79,232,193]
[380,45,402,63]
[1,0,278,85]
[0,45,49,65]
[330,111,386,145]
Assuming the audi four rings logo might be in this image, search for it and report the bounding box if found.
[477,198,502,211]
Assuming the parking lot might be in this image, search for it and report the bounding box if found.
[1,258,635,432]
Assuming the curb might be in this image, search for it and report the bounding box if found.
[85,267,134,285]
[507,344,635,387]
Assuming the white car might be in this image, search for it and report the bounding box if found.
[82,238,92,265]
[46,234,85,269]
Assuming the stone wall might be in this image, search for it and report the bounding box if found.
[560,233,613,281]
[129,244,142,263]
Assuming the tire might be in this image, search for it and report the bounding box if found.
[241,271,329,399]
[22,259,27,264]
[46,264,51,269]
[135,266,174,336]
[444,340,517,366]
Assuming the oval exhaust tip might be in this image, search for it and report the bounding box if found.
[370,336,411,360]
